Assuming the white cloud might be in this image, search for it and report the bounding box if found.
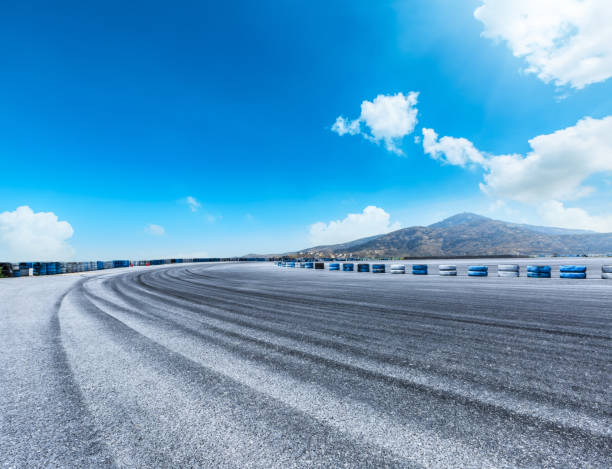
[0,206,74,261]
[309,206,401,245]
[332,92,419,154]
[331,116,361,136]
[474,0,612,89]
[186,196,201,212]
[422,117,612,232]
[538,201,612,232]
[481,116,612,202]
[422,128,486,166]
[145,224,165,236]
[421,116,612,203]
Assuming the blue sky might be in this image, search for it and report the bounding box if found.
[1,0,612,260]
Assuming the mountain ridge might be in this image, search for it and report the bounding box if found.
[288,212,612,258]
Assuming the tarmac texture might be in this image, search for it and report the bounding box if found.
[1,262,611,468]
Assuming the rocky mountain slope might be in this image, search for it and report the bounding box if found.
[293,213,612,258]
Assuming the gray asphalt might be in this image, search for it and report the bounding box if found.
[1,262,611,468]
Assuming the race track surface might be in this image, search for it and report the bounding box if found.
[1,262,611,468]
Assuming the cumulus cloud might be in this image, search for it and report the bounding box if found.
[0,206,74,261]
[538,201,612,232]
[474,0,612,89]
[422,116,612,203]
[481,116,612,202]
[331,116,361,136]
[332,92,419,155]
[422,117,612,231]
[145,224,165,236]
[186,196,201,212]
[422,128,486,166]
[309,206,401,245]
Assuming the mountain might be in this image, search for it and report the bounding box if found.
[292,213,612,258]
[510,223,595,236]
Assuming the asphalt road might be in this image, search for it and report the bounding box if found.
[1,262,611,468]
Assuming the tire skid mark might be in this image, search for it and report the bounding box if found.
[69,277,409,468]
[49,281,117,467]
[90,280,612,438]
[146,266,612,345]
[132,270,611,368]
[140,269,612,342]
[62,281,241,468]
[82,280,524,468]
[118,268,612,408]
[84,273,612,444]
[108,271,612,413]
[133,272,612,368]
[164,268,612,338]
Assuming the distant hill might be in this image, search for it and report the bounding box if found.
[428,213,589,235]
[290,213,612,258]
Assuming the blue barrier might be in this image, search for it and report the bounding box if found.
[412,264,428,275]
[527,272,551,278]
[329,263,340,271]
[527,265,551,274]
[468,271,488,277]
[372,264,385,273]
[560,265,586,273]
[357,263,370,273]
[560,272,586,279]
[342,263,354,272]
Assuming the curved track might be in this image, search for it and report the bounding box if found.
[2,263,612,467]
